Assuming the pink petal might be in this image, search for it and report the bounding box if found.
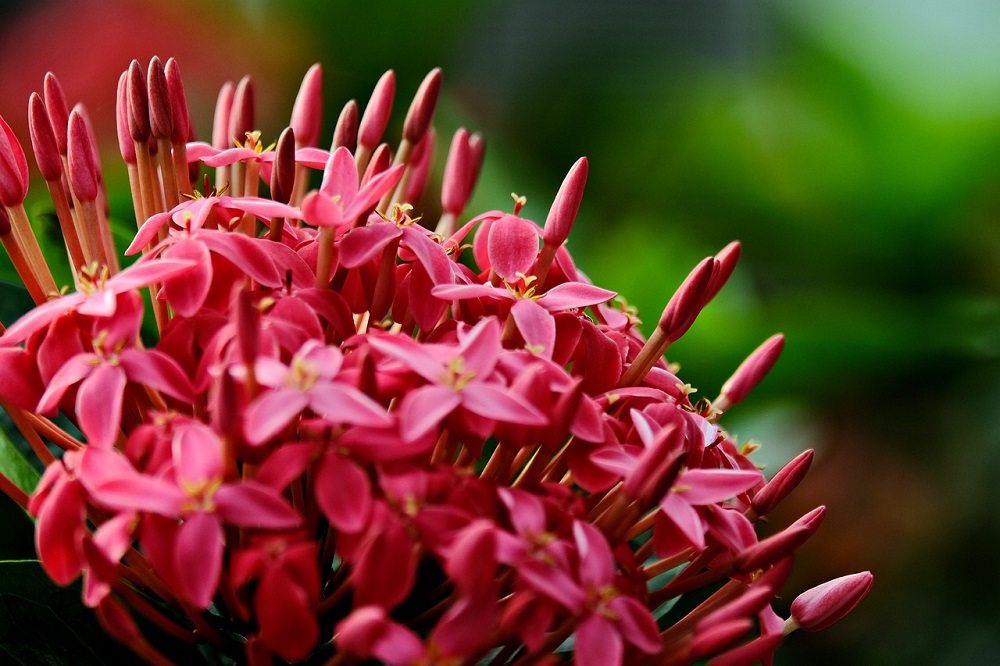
[174,511,224,608]
[37,353,95,414]
[35,476,86,585]
[256,566,319,661]
[660,492,706,550]
[308,383,391,427]
[572,521,614,587]
[174,423,224,486]
[77,363,127,448]
[487,214,538,283]
[576,614,624,666]
[314,452,372,534]
[608,595,661,654]
[674,468,763,506]
[539,281,617,311]
[0,293,82,346]
[319,146,360,199]
[215,482,302,529]
[244,389,311,445]
[510,298,555,357]
[348,164,404,219]
[339,222,403,268]
[430,282,511,303]
[456,317,502,378]
[399,385,463,442]
[119,348,193,401]
[159,239,212,318]
[400,227,454,285]
[461,384,547,426]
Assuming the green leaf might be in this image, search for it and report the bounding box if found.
[0,426,40,495]
[0,560,135,665]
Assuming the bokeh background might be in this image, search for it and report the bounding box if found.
[2,0,999,663]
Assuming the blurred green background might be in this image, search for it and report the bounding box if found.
[2,0,999,663]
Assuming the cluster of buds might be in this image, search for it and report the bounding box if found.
[0,57,871,665]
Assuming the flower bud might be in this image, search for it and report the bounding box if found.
[441,127,472,215]
[542,157,588,247]
[115,72,136,165]
[212,81,235,149]
[43,72,69,155]
[68,107,100,202]
[0,112,29,206]
[332,99,358,152]
[402,127,434,204]
[358,70,395,151]
[291,63,323,148]
[270,127,296,204]
[126,60,150,143]
[657,256,715,342]
[751,448,813,516]
[228,75,255,144]
[734,525,812,574]
[362,143,391,185]
[164,58,191,144]
[789,571,873,632]
[702,240,741,306]
[146,56,173,140]
[690,618,753,660]
[402,68,441,144]
[28,93,62,182]
[717,333,785,412]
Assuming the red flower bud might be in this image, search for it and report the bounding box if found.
[718,333,785,412]
[28,93,62,182]
[212,80,235,149]
[402,68,441,144]
[358,69,395,150]
[115,72,136,165]
[165,58,191,144]
[68,107,100,202]
[228,75,255,145]
[332,99,358,152]
[751,448,813,516]
[0,112,29,206]
[542,157,588,248]
[291,63,323,148]
[790,571,873,632]
[657,256,715,342]
[146,56,173,140]
[270,127,296,205]
[43,72,69,155]
[126,60,150,143]
[442,127,472,215]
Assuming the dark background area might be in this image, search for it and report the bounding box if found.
[2,1,1000,663]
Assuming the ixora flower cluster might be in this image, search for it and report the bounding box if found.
[0,58,871,665]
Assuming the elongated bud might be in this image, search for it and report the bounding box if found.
[164,58,191,144]
[708,634,783,666]
[402,127,434,204]
[212,81,235,149]
[114,73,137,165]
[789,504,826,534]
[441,127,472,214]
[270,127,296,204]
[291,63,323,148]
[362,143,391,185]
[146,56,173,140]
[358,70,395,150]
[228,75,255,144]
[788,571,873,632]
[690,618,754,660]
[95,597,141,647]
[543,157,588,247]
[29,93,62,182]
[697,585,776,631]
[332,99,358,152]
[469,131,485,184]
[43,72,69,155]
[0,113,29,206]
[68,107,100,202]
[751,449,813,516]
[702,240,741,306]
[734,525,812,574]
[717,333,785,412]
[126,60,150,142]
[402,68,441,143]
[622,425,686,506]
[658,256,716,342]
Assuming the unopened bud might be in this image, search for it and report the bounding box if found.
[751,448,813,516]
[718,333,785,412]
[690,618,753,660]
[543,157,588,247]
[146,56,173,140]
[212,81,235,149]
[657,256,716,342]
[696,585,776,630]
[67,107,100,202]
[402,68,441,144]
[734,525,812,574]
[707,633,783,666]
[270,127,296,204]
[28,93,62,181]
[228,75,255,144]
[358,69,395,150]
[332,99,358,152]
[702,240,741,305]
[402,127,434,204]
[362,143,391,185]
[43,72,69,155]
[788,571,873,632]
[164,58,191,144]
[291,63,323,148]
[441,127,472,215]
[126,60,150,142]
[115,72,136,164]
[0,113,28,206]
